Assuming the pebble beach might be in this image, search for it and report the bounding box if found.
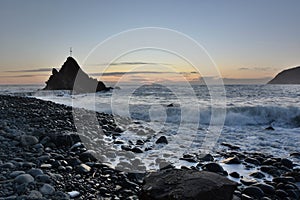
[0,95,299,200]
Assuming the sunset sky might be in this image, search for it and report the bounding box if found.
[0,0,299,85]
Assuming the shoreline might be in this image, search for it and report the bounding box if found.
[0,95,299,200]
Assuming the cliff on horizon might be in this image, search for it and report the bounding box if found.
[268,66,300,84]
[43,57,110,93]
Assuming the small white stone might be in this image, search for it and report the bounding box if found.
[68,191,80,198]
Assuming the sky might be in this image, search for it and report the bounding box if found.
[0,0,299,85]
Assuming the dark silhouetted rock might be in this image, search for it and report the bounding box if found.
[139,169,237,200]
[222,156,241,164]
[155,136,168,144]
[265,126,275,130]
[43,57,110,93]
[268,66,300,84]
[202,162,225,174]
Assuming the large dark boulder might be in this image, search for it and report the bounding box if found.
[268,66,300,84]
[43,57,110,93]
[139,169,237,200]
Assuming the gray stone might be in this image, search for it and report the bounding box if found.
[33,143,44,149]
[36,174,51,183]
[14,174,34,185]
[139,169,237,200]
[20,135,39,146]
[28,168,44,177]
[1,162,15,169]
[40,164,52,169]
[53,191,70,200]
[9,171,25,178]
[40,183,55,195]
[28,190,43,199]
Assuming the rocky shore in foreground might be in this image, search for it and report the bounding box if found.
[0,95,299,200]
[0,95,141,200]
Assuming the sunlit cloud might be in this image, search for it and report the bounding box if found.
[89,61,171,67]
[191,76,272,84]
[0,74,48,78]
[89,71,197,77]
[4,68,54,73]
[238,67,277,71]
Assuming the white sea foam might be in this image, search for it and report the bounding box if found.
[1,84,300,169]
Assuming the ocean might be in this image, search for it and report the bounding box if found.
[1,84,300,170]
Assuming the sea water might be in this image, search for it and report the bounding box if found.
[1,84,300,170]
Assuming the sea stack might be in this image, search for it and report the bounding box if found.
[43,57,109,93]
[268,66,300,84]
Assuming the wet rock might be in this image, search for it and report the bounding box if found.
[167,103,174,107]
[244,157,261,166]
[221,142,240,150]
[240,178,257,186]
[136,140,144,145]
[273,176,295,183]
[223,156,241,164]
[198,154,214,162]
[252,183,275,195]
[275,189,289,198]
[155,136,168,144]
[121,145,132,151]
[284,171,300,182]
[114,140,124,144]
[243,186,264,199]
[67,157,81,167]
[79,150,97,162]
[281,158,293,169]
[131,147,143,153]
[140,169,237,200]
[40,183,55,195]
[265,126,275,130]
[290,152,300,158]
[180,157,197,163]
[286,189,300,199]
[14,174,34,185]
[229,172,240,178]
[249,171,265,179]
[241,194,252,200]
[77,163,91,173]
[202,162,225,174]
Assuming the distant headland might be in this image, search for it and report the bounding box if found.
[43,57,111,93]
[268,66,300,84]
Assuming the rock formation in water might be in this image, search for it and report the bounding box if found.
[43,57,110,93]
[268,66,300,84]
